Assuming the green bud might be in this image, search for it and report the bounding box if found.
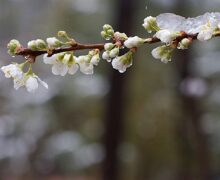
[109,47,119,58]
[7,39,21,56]
[58,31,68,38]
[103,24,113,31]
[143,16,160,33]
[124,51,133,64]
[36,39,47,50]
[101,31,107,38]
[27,40,38,50]
[177,38,192,49]
[104,43,115,51]
[101,24,115,40]
[101,31,112,40]
[47,37,63,48]
[114,32,128,40]
[107,29,114,36]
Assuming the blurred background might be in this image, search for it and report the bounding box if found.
[0,0,220,180]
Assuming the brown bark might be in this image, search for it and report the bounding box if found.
[174,1,211,180]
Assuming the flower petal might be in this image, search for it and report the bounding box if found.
[43,54,56,64]
[25,77,39,93]
[35,76,48,89]
[13,76,25,90]
[79,62,94,75]
[1,64,23,78]
[68,64,79,75]
[52,63,68,76]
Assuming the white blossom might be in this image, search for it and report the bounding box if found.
[13,76,26,90]
[155,29,179,43]
[1,64,23,79]
[90,54,100,66]
[111,52,133,73]
[51,61,69,76]
[197,27,213,41]
[1,63,48,92]
[25,75,48,93]
[76,56,94,75]
[143,16,159,33]
[104,43,115,51]
[25,76,39,92]
[46,37,62,48]
[124,36,144,48]
[151,47,162,60]
[43,54,79,76]
[114,32,128,40]
[151,45,173,63]
[197,17,218,41]
[102,51,111,62]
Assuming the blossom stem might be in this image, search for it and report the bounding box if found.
[26,64,33,75]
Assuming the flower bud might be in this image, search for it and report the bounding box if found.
[112,51,133,73]
[155,30,180,43]
[151,45,173,63]
[91,54,100,66]
[101,31,112,40]
[124,36,144,48]
[142,16,159,33]
[101,24,115,40]
[104,43,115,51]
[27,40,37,50]
[109,47,119,58]
[46,37,63,48]
[7,39,21,56]
[107,29,114,36]
[114,32,128,41]
[102,51,111,62]
[36,39,47,49]
[103,24,113,31]
[58,31,68,38]
[197,29,213,41]
[177,38,192,49]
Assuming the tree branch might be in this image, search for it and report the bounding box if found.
[14,31,218,62]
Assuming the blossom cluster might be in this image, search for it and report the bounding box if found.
[2,11,220,92]
[143,12,220,63]
[43,50,100,76]
[101,24,144,73]
[3,31,102,92]
[1,63,48,92]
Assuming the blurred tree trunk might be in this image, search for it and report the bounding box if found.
[102,0,137,180]
[174,1,211,179]
[175,48,211,180]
